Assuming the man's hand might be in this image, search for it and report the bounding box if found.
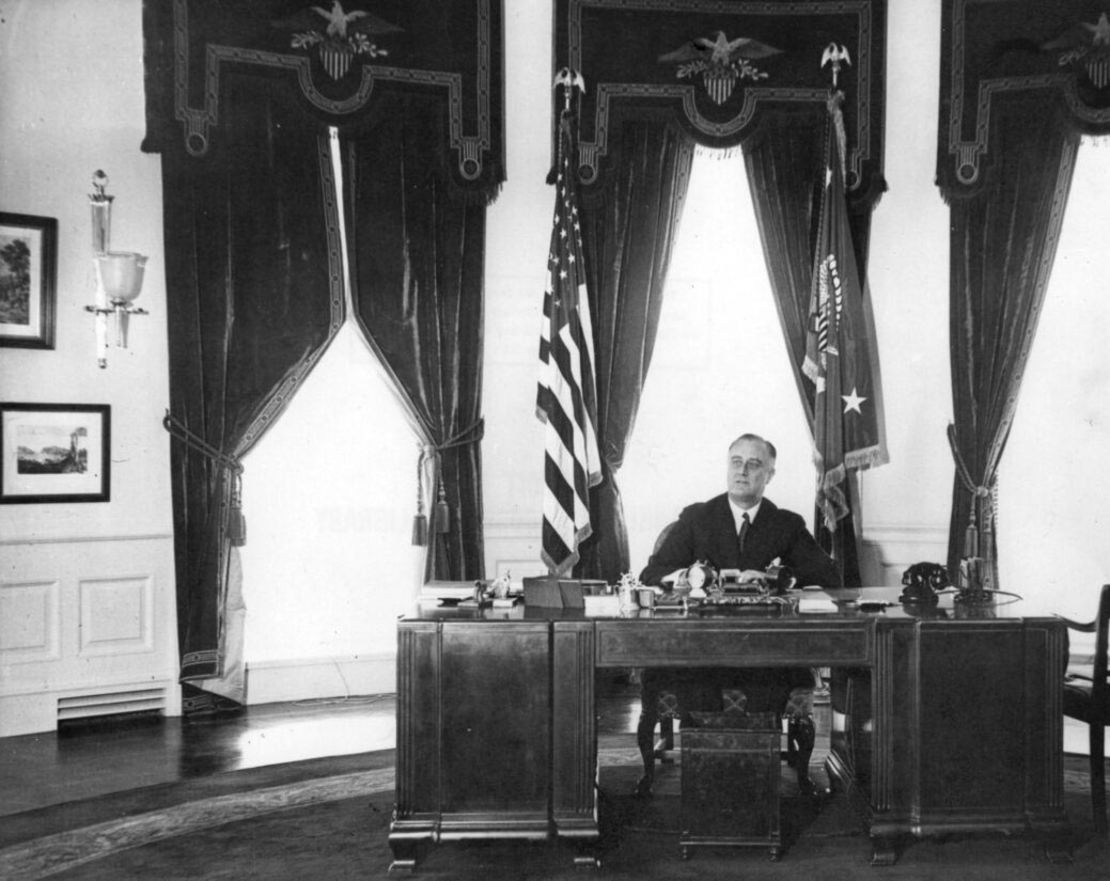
[737,569,767,584]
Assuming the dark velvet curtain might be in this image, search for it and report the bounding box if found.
[571,120,695,583]
[742,108,877,587]
[162,76,343,712]
[341,97,487,582]
[945,94,1079,577]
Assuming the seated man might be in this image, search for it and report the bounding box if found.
[635,432,841,795]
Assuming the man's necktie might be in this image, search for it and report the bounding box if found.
[738,512,750,555]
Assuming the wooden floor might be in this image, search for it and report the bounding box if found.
[1,674,1090,821]
[0,674,645,818]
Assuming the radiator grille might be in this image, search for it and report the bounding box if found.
[57,688,166,723]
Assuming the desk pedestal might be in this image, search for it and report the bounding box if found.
[827,617,1069,864]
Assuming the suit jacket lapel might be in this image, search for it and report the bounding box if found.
[707,494,740,568]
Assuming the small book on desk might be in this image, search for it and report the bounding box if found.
[458,596,520,609]
[796,596,839,613]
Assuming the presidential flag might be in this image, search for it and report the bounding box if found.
[803,93,888,532]
[536,113,602,575]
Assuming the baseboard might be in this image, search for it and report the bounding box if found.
[0,679,182,738]
[244,654,395,705]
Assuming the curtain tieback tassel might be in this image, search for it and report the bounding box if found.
[412,447,429,546]
[228,504,247,547]
[228,474,247,547]
[435,483,450,534]
[411,510,429,546]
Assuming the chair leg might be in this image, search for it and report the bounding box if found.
[635,707,657,797]
[655,716,675,757]
[1091,724,1107,834]
[788,715,816,795]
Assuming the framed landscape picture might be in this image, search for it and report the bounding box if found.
[0,403,110,503]
[0,212,57,349]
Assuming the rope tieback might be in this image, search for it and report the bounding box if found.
[163,410,247,547]
[946,423,996,559]
[412,418,485,546]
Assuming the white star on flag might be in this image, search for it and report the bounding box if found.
[841,387,866,414]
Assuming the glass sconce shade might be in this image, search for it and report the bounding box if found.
[95,252,147,304]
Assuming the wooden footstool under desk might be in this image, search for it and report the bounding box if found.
[679,707,782,861]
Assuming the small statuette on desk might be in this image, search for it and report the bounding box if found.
[490,571,512,599]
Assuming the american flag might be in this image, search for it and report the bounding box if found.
[803,94,888,532]
[536,114,602,575]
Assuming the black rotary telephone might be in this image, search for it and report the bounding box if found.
[900,562,950,604]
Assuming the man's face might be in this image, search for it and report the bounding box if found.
[726,438,775,507]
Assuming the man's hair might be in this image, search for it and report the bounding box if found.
[729,433,777,462]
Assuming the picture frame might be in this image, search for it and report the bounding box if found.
[0,212,58,349]
[0,403,110,503]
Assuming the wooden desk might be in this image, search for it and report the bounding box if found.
[389,588,1069,870]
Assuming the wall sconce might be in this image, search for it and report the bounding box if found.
[85,170,148,368]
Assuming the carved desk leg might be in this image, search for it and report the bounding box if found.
[869,834,900,867]
[1042,838,1074,865]
[571,845,602,870]
[387,837,428,874]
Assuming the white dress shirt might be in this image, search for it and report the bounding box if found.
[728,498,762,536]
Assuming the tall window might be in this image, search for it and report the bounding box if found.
[996,138,1110,621]
[620,150,813,569]
[239,131,420,667]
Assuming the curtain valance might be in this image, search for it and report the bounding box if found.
[937,0,1110,200]
[142,0,504,202]
[554,0,887,208]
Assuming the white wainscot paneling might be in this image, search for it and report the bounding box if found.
[78,576,154,655]
[860,525,949,586]
[0,580,61,663]
[0,537,179,737]
[489,515,948,591]
[484,516,549,587]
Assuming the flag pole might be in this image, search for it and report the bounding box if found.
[807,44,888,585]
[537,68,601,577]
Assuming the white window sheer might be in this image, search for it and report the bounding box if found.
[997,138,1110,622]
[620,149,813,572]
[240,131,420,668]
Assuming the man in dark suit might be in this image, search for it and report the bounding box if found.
[633,433,838,796]
[640,433,841,589]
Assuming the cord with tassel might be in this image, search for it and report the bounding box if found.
[412,446,429,546]
[435,481,450,534]
[409,421,485,546]
[228,472,247,547]
[163,410,246,547]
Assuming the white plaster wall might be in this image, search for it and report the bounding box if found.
[0,0,179,735]
[2,0,1100,730]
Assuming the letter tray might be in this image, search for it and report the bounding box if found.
[679,710,781,860]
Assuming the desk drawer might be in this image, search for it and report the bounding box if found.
[594,620,871,667]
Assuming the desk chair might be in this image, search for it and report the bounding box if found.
[636,669,818,797]
[634,520,817,798]
[1059,583,1110,834]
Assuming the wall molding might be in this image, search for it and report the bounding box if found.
[0,532,174,547]
[245,654,396,706]
[860,523,948,585]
